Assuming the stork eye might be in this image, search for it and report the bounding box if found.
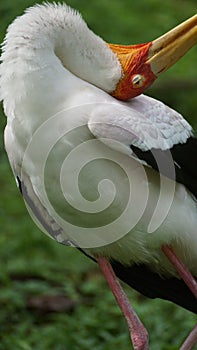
[132,74,145,88]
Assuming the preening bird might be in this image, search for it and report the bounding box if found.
[1,3,197,349]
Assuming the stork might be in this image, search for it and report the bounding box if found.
[0,3,197,349]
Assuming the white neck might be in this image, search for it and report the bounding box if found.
[0,3,122,107]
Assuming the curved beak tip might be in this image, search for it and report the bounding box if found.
[148,14,197,76]
[107,14,197,100]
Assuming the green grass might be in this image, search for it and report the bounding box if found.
[0,1,197,349]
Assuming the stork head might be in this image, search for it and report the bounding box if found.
[108,15,197,100]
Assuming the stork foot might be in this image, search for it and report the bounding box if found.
[96,255,149,350]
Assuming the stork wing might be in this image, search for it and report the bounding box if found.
[6,95,196,313]
[15,172,72,246]
[88,94,197,313]
[88,94,197,198]
[130,137,197,198]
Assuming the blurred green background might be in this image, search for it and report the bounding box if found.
[0,1,196,349]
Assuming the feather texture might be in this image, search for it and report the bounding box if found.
[1,3,196,314]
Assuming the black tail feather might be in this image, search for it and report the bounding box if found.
[112,261,197,314]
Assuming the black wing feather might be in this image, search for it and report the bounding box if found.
[111,261,197,314]
[110,136,197,313]
[130,136,197,198]
[18,134,197,313]
[78,247,197,313]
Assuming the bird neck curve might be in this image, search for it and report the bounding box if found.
[1,3,122,96]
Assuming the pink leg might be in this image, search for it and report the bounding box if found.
[162,245,197,350]
[162,245,197,298]
[180,324,197,350]
[96,255,149,350]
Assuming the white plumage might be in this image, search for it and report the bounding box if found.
[1,3,197,276]
[1,4,197,349]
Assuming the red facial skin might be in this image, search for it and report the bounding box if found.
[107,42,156,101]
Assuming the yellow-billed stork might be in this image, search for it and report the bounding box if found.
[1,3,197,349]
